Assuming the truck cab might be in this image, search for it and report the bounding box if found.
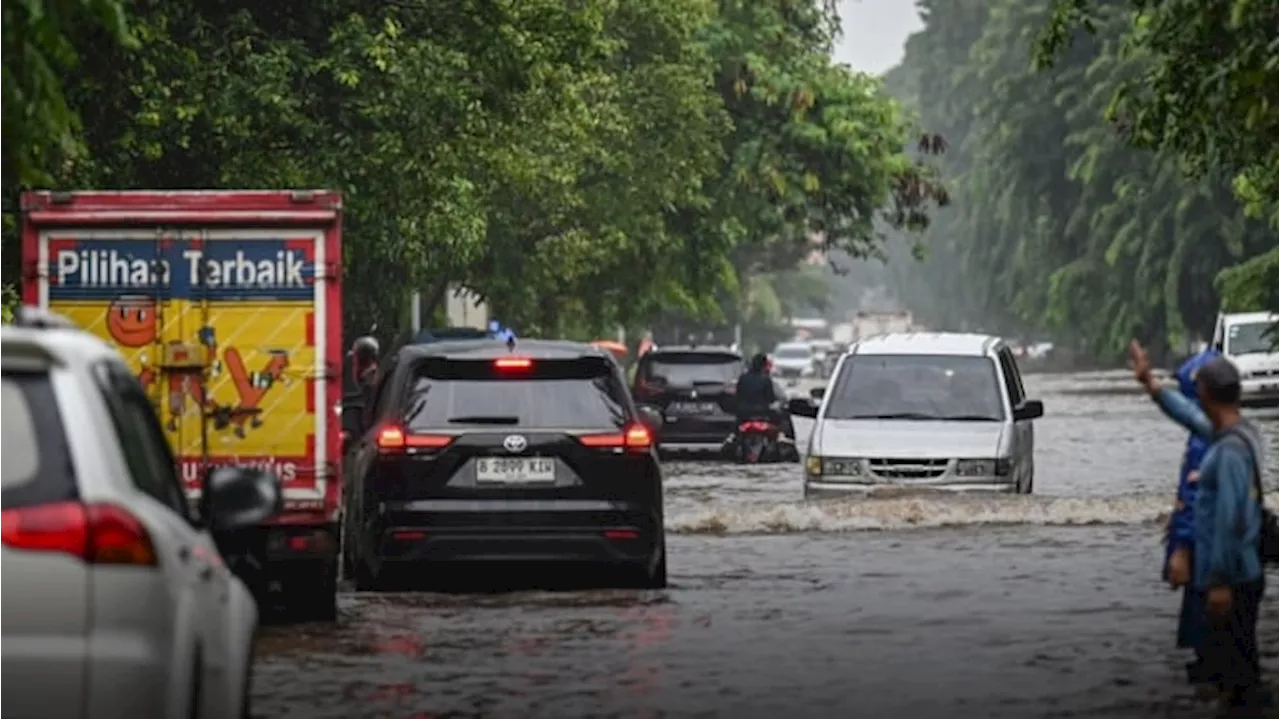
[1211,311,1279,407]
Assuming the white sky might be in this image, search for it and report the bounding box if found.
[831,0,924,74]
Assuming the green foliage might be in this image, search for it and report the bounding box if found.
[870,0,1276,362]
[4,0,943,341]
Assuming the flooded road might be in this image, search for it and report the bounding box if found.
[254,371,1278,718]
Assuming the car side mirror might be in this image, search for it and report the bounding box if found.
[637,405,664,431]
[809,386,825,401]
[787,397,819,418]
[1013,399,1044,421]
[203,467,283,533]
[342,393,367,438]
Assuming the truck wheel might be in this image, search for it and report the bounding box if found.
[281,560,337,622]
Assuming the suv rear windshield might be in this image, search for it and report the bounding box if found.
[640,353,741,386]
[825,354,1006,421]
[404,357,629,430]
[2,370,77,509]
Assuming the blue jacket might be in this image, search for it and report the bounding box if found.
[1154,388,1264,589]
[1166,352,1217,553]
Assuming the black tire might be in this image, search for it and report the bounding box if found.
[353,555,381,592]
[644,547,668,589]
[280,560,338,622]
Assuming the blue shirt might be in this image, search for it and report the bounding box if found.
[1154,389,1264,588]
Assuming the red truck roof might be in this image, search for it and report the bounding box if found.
[21,190,342,226]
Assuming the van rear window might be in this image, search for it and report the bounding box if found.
[1,371,78,509]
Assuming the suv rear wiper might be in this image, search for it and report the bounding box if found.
[446,415,521,425]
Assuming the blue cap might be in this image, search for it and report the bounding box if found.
[1176,348,1220,400]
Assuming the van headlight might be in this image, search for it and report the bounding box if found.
[955,458,1011,477]
[807,456,863,477]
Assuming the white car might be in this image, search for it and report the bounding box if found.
[772,341,816,379]
[1212,311,1279,407]
[789,332,1044,496]
[2,308,282,719]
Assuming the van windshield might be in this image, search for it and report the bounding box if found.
[824,354,1006,421]
[1226,321,1278,356]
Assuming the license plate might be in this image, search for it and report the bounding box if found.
[476,457,556,484]
[668,401,718,415]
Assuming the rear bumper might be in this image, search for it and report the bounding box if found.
[375,499,662,564]
[657,417,736,450]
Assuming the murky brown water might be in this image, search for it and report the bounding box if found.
[252,371,1279,718]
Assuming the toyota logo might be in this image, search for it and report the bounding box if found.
[502,435,528,453]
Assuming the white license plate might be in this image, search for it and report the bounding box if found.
[476,457,556,483]
[669,401,718,415]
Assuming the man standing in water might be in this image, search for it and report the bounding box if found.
[1130,340,1267,710]
[1164,350,1217,689]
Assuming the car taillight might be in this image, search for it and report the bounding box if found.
[579,423,654,452]
[739,420,773,432]
[1,501,158,566]
[376,424,455,454]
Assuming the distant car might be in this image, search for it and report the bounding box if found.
[631,345,743,454]
[771,341,816,379]
[790,332,1044,497]
[2,308,282,719]
[1212,311,1279,408]
[342,339,667,589]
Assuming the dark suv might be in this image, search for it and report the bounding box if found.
[342,339,667,589]
[632,346,742,454]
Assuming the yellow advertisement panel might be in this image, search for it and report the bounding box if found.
[53,298,318,491]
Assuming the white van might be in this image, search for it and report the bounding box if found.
[1212,311,1279,407]
[788,332,1044,496]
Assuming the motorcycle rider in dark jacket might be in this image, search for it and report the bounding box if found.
[735,353,796,442]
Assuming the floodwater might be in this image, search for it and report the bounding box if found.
[253,371,1279,719]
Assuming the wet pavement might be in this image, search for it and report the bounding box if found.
[253,371,1279,718]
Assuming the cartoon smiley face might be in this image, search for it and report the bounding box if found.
[106,295,157,347]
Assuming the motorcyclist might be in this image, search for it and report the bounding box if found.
[348,335,380,411]
[734,353,797,443]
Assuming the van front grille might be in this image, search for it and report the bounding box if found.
[867,458,948,479]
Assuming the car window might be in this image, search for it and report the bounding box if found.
[405,357,629,430]
[825,354,1006,421]
[640,353,741,386]
[95,363,192,522]
[0,370,78,509]
[996,348,1025,406]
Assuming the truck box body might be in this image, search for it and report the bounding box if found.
[20,191,344,524]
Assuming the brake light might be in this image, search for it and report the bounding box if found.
[579,423,653,451]
[739,420,774,432]
[1,502,158,566]
[494,357,532,370]
[376,424,454,453]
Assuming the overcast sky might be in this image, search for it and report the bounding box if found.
[831,0,923,75]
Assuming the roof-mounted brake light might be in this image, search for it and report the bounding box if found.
[494,357,532,370]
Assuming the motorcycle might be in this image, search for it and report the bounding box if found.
[724,416,800,464]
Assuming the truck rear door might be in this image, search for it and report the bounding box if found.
[26,195,341,516]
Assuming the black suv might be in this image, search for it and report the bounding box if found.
[342,339,667,589]
[632,346,742,454]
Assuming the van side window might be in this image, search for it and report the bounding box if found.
[995,348,1025,407]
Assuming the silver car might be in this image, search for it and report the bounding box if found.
[790,332,1044,496]
[2,309,282,719]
